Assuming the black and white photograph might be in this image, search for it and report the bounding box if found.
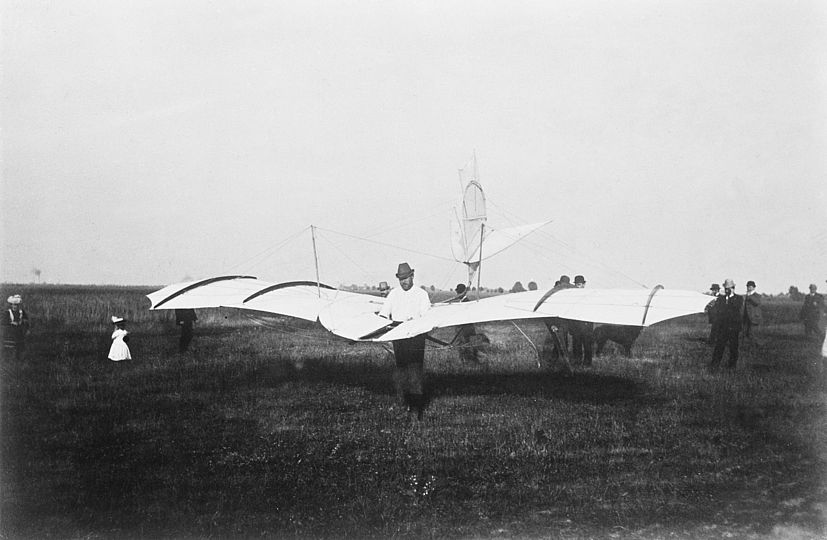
[2,1,826,538]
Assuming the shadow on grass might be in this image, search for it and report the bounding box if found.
[260,356,645,406]
[429,371,643,404]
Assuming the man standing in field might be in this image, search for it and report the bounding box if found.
[378,281,390,297]
[569,275,594,366]
[741,280,762,343]
[705,283,722,344]
[378,262,431,419]
[708,278,744,370]
[450,283,477,362]
[175,308,197,353]
[799,284,824,340]
[2,294,30,360]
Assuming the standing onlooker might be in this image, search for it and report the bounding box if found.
[800,284,824,340]
[378,281,390,297]
[705,283,722,344]
[108,316,132,362]
[450,284,482,362]
[378,262,431,419]
[742,280,762,341]
[175,308,197,353]
[570,275,594,366]
[709,278,744,370]
[541,276,575,374]
[2,294,30,360]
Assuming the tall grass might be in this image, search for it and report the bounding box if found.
[1,285,825,539]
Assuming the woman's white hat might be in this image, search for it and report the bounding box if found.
[111,316,124,324]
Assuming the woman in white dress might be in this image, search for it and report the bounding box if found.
[108,316,132,361]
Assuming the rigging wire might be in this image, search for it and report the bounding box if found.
[221,226,311,276]
[314,230,375,283]
[357,199,456,239]
[314,226,456,263]
[486,199,647,288]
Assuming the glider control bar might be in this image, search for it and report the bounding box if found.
[359,320,402,340]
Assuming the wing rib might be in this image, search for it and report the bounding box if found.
[641,284,665,326]
[532,287,564,312]
[152,275,257,309]
[243,281,336,303]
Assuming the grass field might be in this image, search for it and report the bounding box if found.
[1,285,826,539]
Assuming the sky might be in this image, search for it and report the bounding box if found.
[2,0,825,295]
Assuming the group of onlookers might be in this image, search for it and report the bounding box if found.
[1,295,199,362]
[104,308,197,361]
[539,274,594,374]
[705,279,827,370]
[2,278,825,370]
[704,279,757,370]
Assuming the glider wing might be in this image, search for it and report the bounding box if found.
[360,287,711,341]
[147,278,389,331]
[148,279,710,343]
[147,276,269,310]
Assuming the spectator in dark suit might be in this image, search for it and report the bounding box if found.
[175,308,197,353]
[541,275,574,373]
[570,275,594,366]
[451,283,482,362]
[709,278,744,370]
[742,280,762,341]
[800,284,824,340]
[704,283,722,344]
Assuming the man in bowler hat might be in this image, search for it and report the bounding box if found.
[709,278,744,370]
[569,275,594,365]
[800,283,825,340]
[378,262,432,419]
[705,283,722,344]
[742,280,762,342]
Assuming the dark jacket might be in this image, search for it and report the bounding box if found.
[743,293,762,325]
[800,293,824,323]
[715,293,744,332]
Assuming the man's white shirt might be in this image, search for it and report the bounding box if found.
[379,286,431,322]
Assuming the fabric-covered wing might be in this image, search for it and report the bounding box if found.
[148,278,710,344]
[148,277,388,328]
[364,287,711,341]
[236,282,360,322]
[511,287,714,326]
[147,276,272,310]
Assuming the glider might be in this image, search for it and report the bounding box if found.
[147,277,711,344]
[147,156,711,355]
